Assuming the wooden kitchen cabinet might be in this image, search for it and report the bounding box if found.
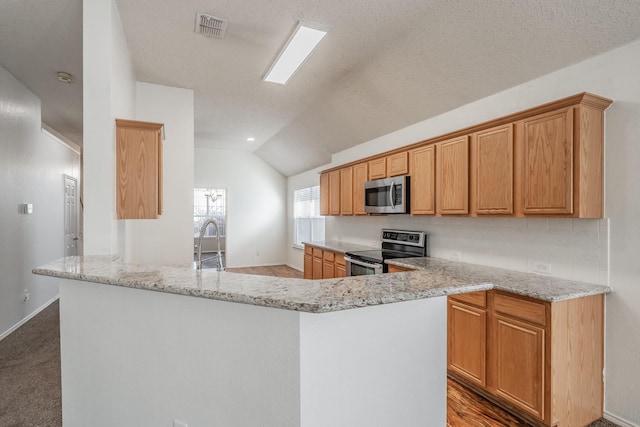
[328,170,341,215]
[303,246,313,279]
[387,264,413,273]
[519,107,574,215]
[471,124,514,215]
[115,119,164,219]
[387,151,409,176]
[322,250,335,279]
[449,290,605,426]
[340,167,353,215]
[368,157,386,180]
[335,253,346,277]
[352,162,368,215]
[320,172,329,216]
[436,136,469,215]
[410,145,436,215]
[312,247,323,279]
[304,245,347,279]
[448,292,487,387]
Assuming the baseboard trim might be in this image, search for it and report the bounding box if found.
[605,411,639,427]
[0,295,59,342]
[285,263,303,272]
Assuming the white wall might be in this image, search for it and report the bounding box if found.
[289,38,640,425]
[0,65,80,338]
[122,82,194,265]
[195,149,287,268]
[82,0,135,256]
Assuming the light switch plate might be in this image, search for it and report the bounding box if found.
[19,203,33,214]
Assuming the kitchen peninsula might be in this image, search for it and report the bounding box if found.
[33,256,609,427]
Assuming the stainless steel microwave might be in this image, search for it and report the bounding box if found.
[364,176,409,214]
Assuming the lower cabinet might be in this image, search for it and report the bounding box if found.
[387,264,413,273]
[448,290,604,427]
[304,245,346,279]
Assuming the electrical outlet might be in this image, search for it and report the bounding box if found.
[449,251,460,261]
[23,289,30,302]
[532,262,551,275]
[173,420,188,427]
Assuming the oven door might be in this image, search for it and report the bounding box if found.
[344,256,383,276]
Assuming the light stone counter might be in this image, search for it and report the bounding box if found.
[301,239,376,253]
[33,255,490,313]
[386,257,611,301]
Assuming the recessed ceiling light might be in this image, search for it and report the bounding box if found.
[263,21,328,85]
[246,137,256,142]
[56,71,73,84]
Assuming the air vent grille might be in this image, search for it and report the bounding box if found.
[195,12,228,38]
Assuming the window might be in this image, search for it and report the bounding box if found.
[194,188,226,237]
[293,185,324,248]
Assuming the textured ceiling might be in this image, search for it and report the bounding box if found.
[2,1,640,176]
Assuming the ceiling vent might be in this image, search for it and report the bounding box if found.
[195,12,228,39]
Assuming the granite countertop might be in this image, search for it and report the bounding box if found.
[33,255,491,313]
[301,240,377,253]
[386,257,611,302]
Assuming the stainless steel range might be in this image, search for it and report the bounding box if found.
[344,229,428,276]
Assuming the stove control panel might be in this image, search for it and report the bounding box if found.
[381,229,426,248]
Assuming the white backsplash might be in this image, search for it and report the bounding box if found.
[328,216,609,286]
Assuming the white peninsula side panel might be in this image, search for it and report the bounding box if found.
[58,278,446,426]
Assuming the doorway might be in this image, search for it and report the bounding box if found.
[64,175,79,257]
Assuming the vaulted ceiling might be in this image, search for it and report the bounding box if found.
[2,0,640,176]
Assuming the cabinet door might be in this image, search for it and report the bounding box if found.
[491,314,545,420]
[521,108,573,214]
[312,256,323,280]
[368,158,386,180]
[303,254,313,279]
[388,264,413,273]
[437,136,469,214]
[352,163,368,215]
[335,253,346,277]
[448,299,487,387]
[320,173,329,216]
[340,167,353,215]
[323,260,335,279]
[329,170,341,215]
[473,124,513,215]
[410,145,436,215]
[388,152,409,176]
[116,119,163,219]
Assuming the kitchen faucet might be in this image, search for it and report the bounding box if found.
[196,218,224,271]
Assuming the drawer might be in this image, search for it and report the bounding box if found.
[304,245,313,255]
[335,253,345,266]
[312,248,323,258]
[323,250,335,262]
[493,292,546,326]
[450,291,487,308]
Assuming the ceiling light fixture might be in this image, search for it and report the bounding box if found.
[246,137,256,142]
[57,71,73,84]
[263,21,328,85]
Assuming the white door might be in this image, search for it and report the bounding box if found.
[64,175,79,257]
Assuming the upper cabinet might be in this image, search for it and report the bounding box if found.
[410,145,436,215]
[368,157,386,180]
[328,170,341,215]
[340,167,353,215]
[352,162,368,215]
[320,172,329,216]
[115,119,164,219]
[436,136,469,215]
[387,151,409,177]
[471,124,514,215]
[318,93,612,219]
[520,108,574,215]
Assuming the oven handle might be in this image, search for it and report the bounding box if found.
[344,256,384,275]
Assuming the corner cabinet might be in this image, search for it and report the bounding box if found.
[448,290,605,427]
[115,119,164,219]
[303,244,347,279]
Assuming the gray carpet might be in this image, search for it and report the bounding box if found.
[0,301,61,426]
[0,300,622,427]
